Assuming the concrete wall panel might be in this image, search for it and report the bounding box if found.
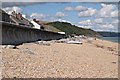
[1,22,65,45]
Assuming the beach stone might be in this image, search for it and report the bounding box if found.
[112,61,117,64]
[34,41,51,46]
[2,36,118,78]
[20,49,34,55]
[107,47,114,51]
[1,45,17,49]
[0,45,7,49]
[95,44,104,48]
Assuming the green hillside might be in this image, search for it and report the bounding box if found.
[47,21,100,37]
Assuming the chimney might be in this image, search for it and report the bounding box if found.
[17,13,22,20]
[33,19,36,22]
[12,11,17,17]
[33,19,40,23]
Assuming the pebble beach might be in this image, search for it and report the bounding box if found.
[1,38,119,78]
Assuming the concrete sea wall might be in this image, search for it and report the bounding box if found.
[1,21,65,45]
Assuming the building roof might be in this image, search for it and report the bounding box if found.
[10,12,33,27]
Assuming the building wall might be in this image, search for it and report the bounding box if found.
[1,22,65,45]
[0,9,10,22]
[31,21,41,29]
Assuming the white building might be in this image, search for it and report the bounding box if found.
[58,32,65,34]
[31,20,41,29]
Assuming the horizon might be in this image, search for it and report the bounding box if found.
[2,2,119,32]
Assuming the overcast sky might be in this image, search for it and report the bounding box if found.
[2,2,119,32]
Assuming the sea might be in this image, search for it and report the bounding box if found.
[100,37,120,43]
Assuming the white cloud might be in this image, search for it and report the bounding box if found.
[2,6,22,14]
[78,18,118,32]
[55,12,65,18]
[76,3,118,18]
[93,23,117,32]
[78,19,92,25]
[65,6,73,11]
[65,5,88,12]
[94,18,118,24]
[95,23,116,31]
[76,24,94,29]
[76,4,118,18]
[75,6,88,12]
[30,13,49,20]
[78,8,96,17]
[97,3,118,17]
[112,19,118,24]
[110,10,118,17]
[94,18,103,23]
[95,24,116,31]
[81,25,94,29]
[102,24,114,29]
[53,19,71,23]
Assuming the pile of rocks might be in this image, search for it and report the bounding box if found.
[1,45,18,49]
[1,36,86,49]
[20,48,34,55]
[34,41,51,46]
[34,36,84,45]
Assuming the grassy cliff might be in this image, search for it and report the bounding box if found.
[47,21,100,37]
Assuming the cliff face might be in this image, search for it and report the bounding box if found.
[97,31,120,37]
[47,21,100,37]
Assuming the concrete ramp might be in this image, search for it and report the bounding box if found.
[1,21,65,45]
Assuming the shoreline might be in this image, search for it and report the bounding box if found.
[91,38,119,55]
[98,37,119,44]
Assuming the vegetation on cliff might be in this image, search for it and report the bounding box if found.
[47,21,100,37]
